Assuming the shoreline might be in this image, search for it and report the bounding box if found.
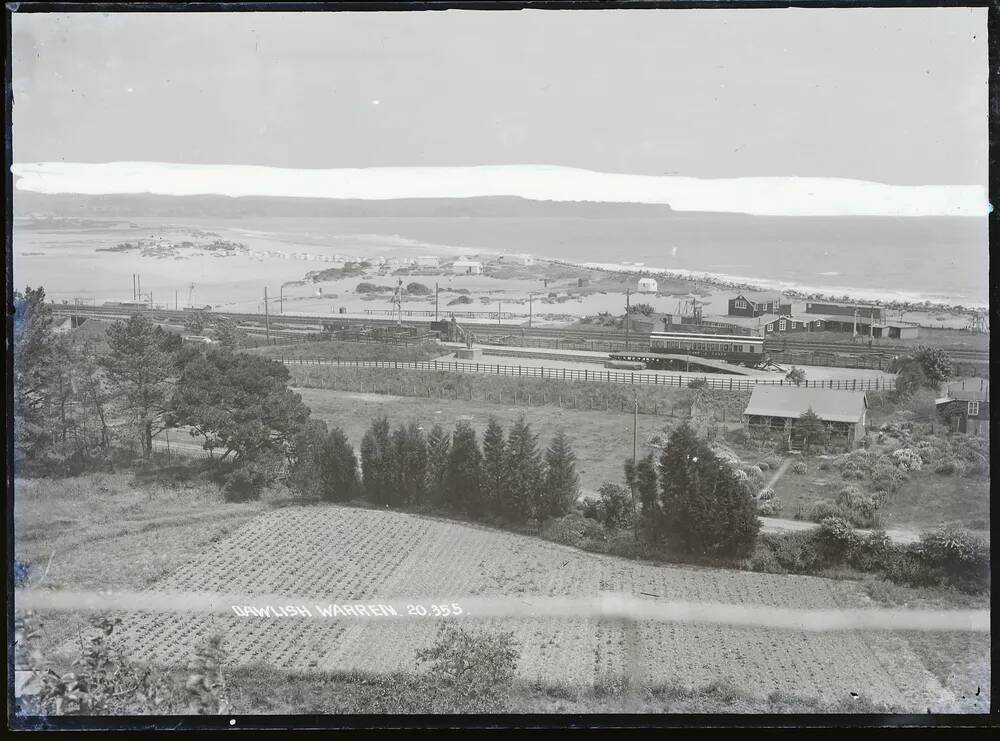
[538,257,988,315]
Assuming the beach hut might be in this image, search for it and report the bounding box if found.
[637,277,658,293]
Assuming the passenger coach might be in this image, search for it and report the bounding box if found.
[610,330,766,369]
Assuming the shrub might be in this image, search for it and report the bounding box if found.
[593,483,635,531]
[870,463,905,494]
[222,464,268,502]
[764,455,783,470]
[847,530,893,573]
[756,461,770,472]
[818,461,830,471]
[934,458,967,477]
[835,486,882,528]
[891,448,923,472]
[791,461,807,475]
[757,487,775,501]
[743,465,765,487]
[804,498,849,523]
[912,527,990,593]
[542,512,606,547]
[814,516,858,564]
[757,497,781,517]
[415,624,519,713]
[687,378,707,390]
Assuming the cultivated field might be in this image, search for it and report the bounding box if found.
[104,505,987,712]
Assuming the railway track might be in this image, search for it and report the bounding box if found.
[51,304,989,363]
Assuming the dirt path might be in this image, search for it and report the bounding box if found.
[760,516,920,545]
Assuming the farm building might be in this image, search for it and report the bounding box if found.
[637,277,659,293]
[936,379,990,437]
[728,292,792,318]
[451,259,483,275]
[742,386,869,450]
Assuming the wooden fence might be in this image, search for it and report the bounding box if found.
[279,357,895,392]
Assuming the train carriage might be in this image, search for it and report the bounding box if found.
[610,331,767,370]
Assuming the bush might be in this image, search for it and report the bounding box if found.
[757,497,781,517]
[804,498,849,524]
[814,516,859,564]
[415,624,519,713]
[835,486,882,528]
[222,464,268,502]
[934,458,967,477]
[764,455,783,470]
[405,282,432,295]
[543,512,607,547]
[847,530,893,573]
[743,465,765,487]
[912,527,990,593]
[756,461,770,472]
[791,461,808,475]
[891,448,923,472]
[687,378,708,390]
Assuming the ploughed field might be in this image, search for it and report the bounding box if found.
[109,505,967,710]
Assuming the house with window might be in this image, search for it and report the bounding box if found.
[936,379,990,437]
[742,386,869,450]
[728,292,792,318]
[637,277,659,293]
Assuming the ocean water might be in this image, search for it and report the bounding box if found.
[14,213,989,308]
[191,214,989,307]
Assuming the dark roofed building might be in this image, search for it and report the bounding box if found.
[742,386,869,450]
[728,292,792,318]
[936,378,989,437]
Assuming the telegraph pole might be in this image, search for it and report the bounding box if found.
[264,286,271,344]
[434,282,440,321]
[498,302,501,326]
[632,392,639,539]
[529,293,533,328]
[625,288,631,351]
[132,274,136,301]
[175,290,178,311]
[280,285,284,314]
[137,275,141,302]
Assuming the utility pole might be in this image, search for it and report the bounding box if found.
[264,286,271,344]
[625,288,631,352]
[132,274,136,301]
[175,290,178,311]
[434,282,440,321]
[528,293,533,328]
[498,302,501,326]
[137,275,141,302]
[852,306,858,338]
[280,285,284,314]
[632,393,639,540]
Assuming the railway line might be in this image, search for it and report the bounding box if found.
[50,303,989,364]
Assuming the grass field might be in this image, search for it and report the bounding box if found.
[99,504,987,712]
[294,386,674,495]
[250,339,445,363]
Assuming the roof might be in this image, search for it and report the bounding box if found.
[743,386,868,423]
[733,291,784,304]
[453,259,482,265]
[948,390,989,402]
[706,313,780,329]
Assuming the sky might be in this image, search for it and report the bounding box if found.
[10,7,989,188]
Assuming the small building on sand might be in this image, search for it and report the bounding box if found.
[742,386,869,450]
[452,259,483,275]
[637,277,659,293]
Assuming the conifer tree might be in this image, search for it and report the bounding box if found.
[392,422,428,507]
[480,417,507,516]
[502,417,544,522]
[425,424,451,505]
[319,427,359,502]
[541,430,579,518]
[657,423,759,557]
[444,421,482,515]
[360,416,395,505]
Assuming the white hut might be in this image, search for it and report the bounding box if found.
[637,277,658,293]
[452,259,483,275]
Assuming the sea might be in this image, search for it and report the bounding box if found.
[12,213,989,308]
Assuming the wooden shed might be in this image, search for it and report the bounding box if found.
[742,386,869,450]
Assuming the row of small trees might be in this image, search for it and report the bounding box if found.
[293,417,581,524]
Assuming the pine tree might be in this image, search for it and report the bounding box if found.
[657,423,759,558]
[635,453,660,541]
[318,427,359,502]
[541,430,579,518]
[444,421,482,515]
[360,417,395,505]
[12,286,60,463]
[102,313,175,458]
[425,424,451,505]
[392,422,428,507]
[480,417,507,517]
[502,417,544,522]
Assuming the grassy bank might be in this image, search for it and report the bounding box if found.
[249,338,446,362]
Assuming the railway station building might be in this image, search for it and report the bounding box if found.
[742,386,869,450]
[728,292,792,318]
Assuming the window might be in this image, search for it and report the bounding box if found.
[968,401,980,417]
[735,299,747,309]
[779,319,787,331]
